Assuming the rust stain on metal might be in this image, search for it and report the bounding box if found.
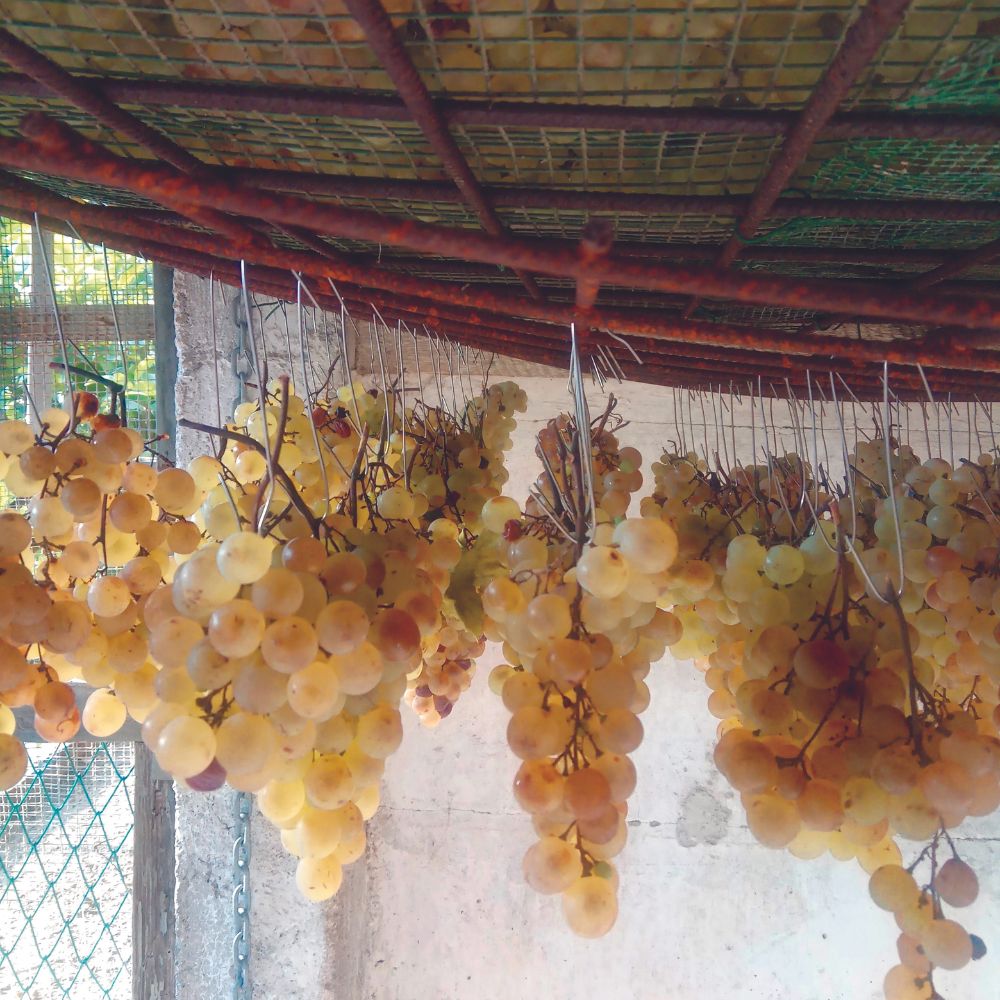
[7,114,1000,336]
[1,71,997,142]
[340,0,541,300]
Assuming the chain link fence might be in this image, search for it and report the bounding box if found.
[0,745,135,1000]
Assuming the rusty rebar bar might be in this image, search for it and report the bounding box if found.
[912,237,1000,288]
[685,0,914,319]
[92,203,988,273]
[8,114,1000,336]
[7,173,1000,389]
[340,0,541,300]
[0,28,211,179]
[722,0,915,267]
[1,71,997,142]
[223,168,1000,223]
[11,196,999,400]
[575,221,615,314]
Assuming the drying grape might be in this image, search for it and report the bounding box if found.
[561,875,618,938]
[523,836,582,894]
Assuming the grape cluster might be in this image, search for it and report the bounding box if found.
[482,407,682,936]
[149,376,526,899]
[405,626,484,727]
[0,401,184,788]
[646,435,999,998]
[398,379,527,725]
[0,367,524,903]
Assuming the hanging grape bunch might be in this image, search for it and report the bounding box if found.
[0,376,215,777]
[403,379,527,727]
[649,388,997,1000]
[482,397,683,937]
[139,361,528,902]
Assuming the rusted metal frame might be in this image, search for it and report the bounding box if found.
[10,115,1000,336]
[102,203,984,274]
[684,0,914,319]
[340,0,541,300]
[0,28,286,254]
[2,71,998,142]
[575,221,615,315]
[11,192,1000,395]
[324,247,964,274]
[0,174,958,379]
[353,274,998,313]
[720,0,915,268]
[10,161,1000,386]
[221,167,1000,223]
[426,325,1000,400]
[912,236,1000,288]
[13,198,1000,399]
[0,28,209,178]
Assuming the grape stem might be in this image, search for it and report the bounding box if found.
[887,594,932,765]
[344,422,370,528]
[99,494,109,570]
[177,417,320,534]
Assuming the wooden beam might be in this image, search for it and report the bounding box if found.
[132,742,177,1000]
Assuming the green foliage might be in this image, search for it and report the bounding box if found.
[0,217,31,309]
[0,217,154,308]
[50,232,153,306]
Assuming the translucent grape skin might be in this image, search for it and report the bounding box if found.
[561,875,618,938]
[523,836,582,894]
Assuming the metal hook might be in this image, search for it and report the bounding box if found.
[33,214,75,434]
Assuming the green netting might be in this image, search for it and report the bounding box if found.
[0,215,154,307]
[0,218,145,999]
[0,219,157,518]
[760,38,1000,249]
[0,743,135,1000]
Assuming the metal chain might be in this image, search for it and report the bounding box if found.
[232,790,252,1000]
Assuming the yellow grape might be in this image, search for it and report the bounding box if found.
[260,617,319,674]
[82,688,127,737]
[155,716,216,778]
[215,713,277,776]
[304,756,355,810]
[561,875,618,938]
[295,854,343,902]
[217,531,275,585]
[251,568,305,618]
[286,660,342,721]
[355,704,403,759]
[522,836,582,894]
[315,601,370,655]
[0,733,28,790]
[208,600,266,658]
[921,918,972,970]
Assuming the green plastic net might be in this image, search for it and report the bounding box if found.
[0,744,135,1000]
[753,38,1000,251]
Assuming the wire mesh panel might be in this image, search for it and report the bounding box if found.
[0,1,997,281]
[0,215,157,443]
[0,216,154,998]
[0,744,135,1000]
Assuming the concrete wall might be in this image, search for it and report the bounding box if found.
[171,272,347,999]
[171,273,999,1000]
